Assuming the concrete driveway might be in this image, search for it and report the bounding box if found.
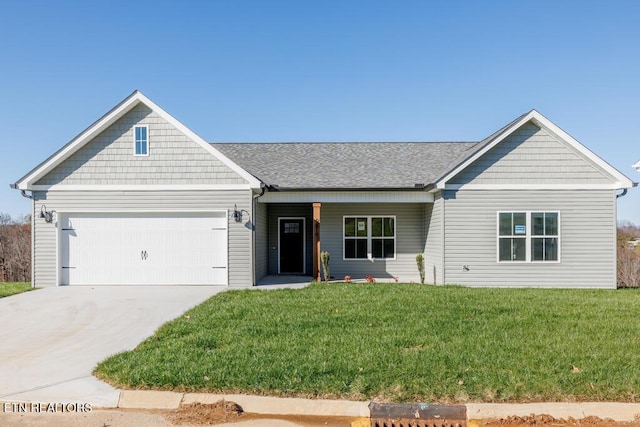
[0,285,225,407]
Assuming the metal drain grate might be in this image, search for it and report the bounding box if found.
[371,421,465,427]
[369,402,467,427]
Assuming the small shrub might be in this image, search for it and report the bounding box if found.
[344,275,351,283]
[416,254,425,284]
[365,275,375,283]
[321,251,330,282]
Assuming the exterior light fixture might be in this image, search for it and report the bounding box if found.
[39,205,56,223]
[233,204,243,222]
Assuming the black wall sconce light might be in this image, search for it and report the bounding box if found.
[232,204,251,223]
[232,204,243,222]
[39,205,56,223]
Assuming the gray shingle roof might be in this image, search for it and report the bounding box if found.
[214,142,479,189]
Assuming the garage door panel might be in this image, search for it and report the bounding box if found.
[60,213,228,286]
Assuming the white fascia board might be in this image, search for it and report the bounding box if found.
[436,110,635,189]
[29,184,253,191]
[444,183,629,190]
[15,91,263,191]
[633,159,640,171]
[260,191,434,203]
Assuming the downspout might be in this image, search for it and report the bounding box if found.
[616,189,628,199]
[251,184,266,286]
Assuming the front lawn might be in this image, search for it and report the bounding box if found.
[95,283,640,403]
[0,282,32,298]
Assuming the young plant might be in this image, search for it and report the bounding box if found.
[320,251,330,282]
[416,253,425,284]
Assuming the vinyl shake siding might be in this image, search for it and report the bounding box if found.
[442,189,616,288]
[35,104,246,186]
[450,123,612,185]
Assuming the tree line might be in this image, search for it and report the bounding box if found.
[618,221,640,287]
[0,213,31,282]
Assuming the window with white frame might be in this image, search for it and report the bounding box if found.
[134,125,149,156]
[498,212,559,262]
[344,216,395,259]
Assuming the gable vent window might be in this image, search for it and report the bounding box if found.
[134,125,149,156]
[498,211,559,262]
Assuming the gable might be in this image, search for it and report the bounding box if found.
[34,103,248,186]
[448,122,618,187]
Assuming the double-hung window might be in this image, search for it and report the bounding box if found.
[498,212,559,262]
[134,125,149,156]
[344,216,395,260]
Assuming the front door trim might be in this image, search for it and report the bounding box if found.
[278,217,306,274]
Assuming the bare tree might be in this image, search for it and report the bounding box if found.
[0,213,31,282]
[617,221,640,287]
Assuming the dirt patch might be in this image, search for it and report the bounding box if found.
[483,414,639,426]
[166,401,244,425]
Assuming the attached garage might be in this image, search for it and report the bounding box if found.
[59,212,228,286]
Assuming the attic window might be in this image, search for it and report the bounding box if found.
[134,125,149,156]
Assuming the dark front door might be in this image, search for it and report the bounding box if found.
[279,218,305,274]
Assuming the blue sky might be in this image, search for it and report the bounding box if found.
[1,1,638,222]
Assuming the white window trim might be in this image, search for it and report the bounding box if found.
[342,215,397,261]
[133,125,149,157]
[496,211,561,263]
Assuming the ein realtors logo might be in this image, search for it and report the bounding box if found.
[2,401,92,413]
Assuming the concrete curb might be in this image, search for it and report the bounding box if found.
[116,390,640,422]
[117,390,369,417]
[467,402,640,422]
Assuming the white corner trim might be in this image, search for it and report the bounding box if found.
[28,184,253,191]
[14,91,262,190]
[436,110,635,189]
[443,183,629,191]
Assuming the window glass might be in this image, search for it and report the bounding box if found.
[532,213,544,235]
[499,213,512,236]
[513,213,526,235]
[384,217,394,237]
[134,126,148,155]
[372,218,382,237]
[499,212,559,262]
[356,218,368,237]
[383,239,395,258]
[344,216,395,259]
[344,218,355,237]
[545,213,558,235]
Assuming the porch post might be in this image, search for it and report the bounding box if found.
[313,202,321,281]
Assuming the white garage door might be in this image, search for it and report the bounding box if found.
[60,212,228,285]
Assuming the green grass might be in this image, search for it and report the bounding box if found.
[95,283,640,403]
[0,282,32,298]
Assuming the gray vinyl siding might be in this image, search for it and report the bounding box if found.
[442,189,616,288]
[320,203,423,282]
[254,200,268,281]
[31,189,253,288]
[35,104,247,186]
[450,123,613,185]
[424,193,443,284]
[267,204,313,275]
